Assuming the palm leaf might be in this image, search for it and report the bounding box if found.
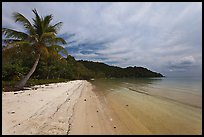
[2,38,21,44]
[6,41,30,46]
[54,37,67,45]
[40,32,55,41]
[32,8,43,37]
[13,12,35,34]
[52,22,63,33]
[43,15,53,32]
[2,28,28,39]
[48,45,68,56]
[2,40,30,50]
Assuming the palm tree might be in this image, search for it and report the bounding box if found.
[2,9,68,90]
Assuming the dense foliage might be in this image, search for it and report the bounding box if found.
[2,46,93,83]
[78,60,164,78]
[2,9,163,91]
[2,45,163,88]
[2,9,68,89]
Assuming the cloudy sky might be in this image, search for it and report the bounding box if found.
[2,2,202,77]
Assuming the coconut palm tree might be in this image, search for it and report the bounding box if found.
[2,9,68,90]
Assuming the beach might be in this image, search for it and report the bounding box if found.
[2,80,116,135]
[2,79,202,135]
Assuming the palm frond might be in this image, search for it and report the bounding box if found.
[2,39,30,49]
[46,22,63,34]
[7,41,30,46]
[41,36,67,46]
[54,37,67,45]
[32,8,43,37]
[12,12,35,34]
[43,15,53,32]
[40,32,55,41]
[2,28,28,39]
[52,22,63,33]
[48,45,68,56]
[2,38,21,44]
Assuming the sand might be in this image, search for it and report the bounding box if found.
[2,80,117,135]
[97,86,202,135]
[2,80,202,135]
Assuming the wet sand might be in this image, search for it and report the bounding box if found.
[95,86,202,135]
[2,80,202,135]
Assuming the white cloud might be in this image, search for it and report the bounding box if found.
[2,2,202,77]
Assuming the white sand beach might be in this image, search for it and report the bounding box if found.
[2,80,115,135]
[2,80,202,135]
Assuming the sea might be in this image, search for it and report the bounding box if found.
[91,76,202,134]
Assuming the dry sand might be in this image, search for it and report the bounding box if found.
[2,80,202,135]
[2,80,117,135]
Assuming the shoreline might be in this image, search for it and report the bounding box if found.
[2,80,202,135]
[2,80,116,135]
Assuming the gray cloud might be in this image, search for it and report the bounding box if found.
[168,56,195,69]
[2,2,202,77]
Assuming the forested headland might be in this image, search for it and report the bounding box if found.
[2,9,163,91]
[2,45,163,89]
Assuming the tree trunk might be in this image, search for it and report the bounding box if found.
[14,53,41,90]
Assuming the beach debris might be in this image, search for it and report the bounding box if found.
[18,123,21,125]
[45,84,49,86]
[14,93,18,95]
[8,111,15,114]
[114,126,116,129]
[126,104,129,107]
[96,110,99,112]
[28,94,30,96]
[84,99,86,101]
[91,125,93,128]
[31,87,38,90]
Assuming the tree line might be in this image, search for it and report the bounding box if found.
[2,45,163,84]
[2,9,163,91]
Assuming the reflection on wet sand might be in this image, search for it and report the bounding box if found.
[91,78,202,135]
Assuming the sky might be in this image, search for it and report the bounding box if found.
[2,2,202,77]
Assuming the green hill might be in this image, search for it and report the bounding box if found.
[78,60,164,78]
[2,45,163,89]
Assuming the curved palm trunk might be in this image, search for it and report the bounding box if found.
[14,53,40,90]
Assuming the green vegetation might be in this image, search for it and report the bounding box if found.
[2,9,163,91]
[2,9,68,90]
[78,60,164,78]
[2,45,93,91]
[2,44,163,91]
